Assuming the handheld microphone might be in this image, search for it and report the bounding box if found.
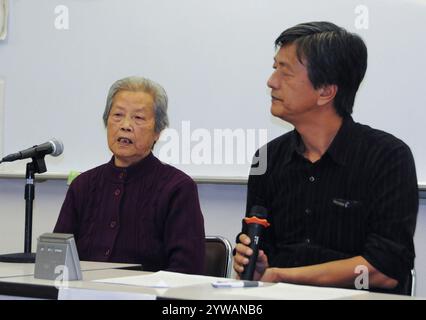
[240,205,270,280]
[0,139,64,163]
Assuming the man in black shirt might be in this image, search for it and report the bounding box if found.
[233,21,418,295]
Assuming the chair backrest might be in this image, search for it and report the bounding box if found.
[204,236,233,278]
[400,268,416,296]
[410,269,416,296]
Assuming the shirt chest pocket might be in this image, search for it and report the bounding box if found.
[320,198,367,252]
[332,199,364,223]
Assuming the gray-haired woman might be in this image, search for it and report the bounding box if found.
[54,76,205,274]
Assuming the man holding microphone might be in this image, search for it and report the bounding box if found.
[233,21,418,295]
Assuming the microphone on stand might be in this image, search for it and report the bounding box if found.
[1,139,63,163]
[0,138,64,263]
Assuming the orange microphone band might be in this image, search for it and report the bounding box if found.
[243,216,270,228]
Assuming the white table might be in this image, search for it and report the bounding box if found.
[0,262,419,300]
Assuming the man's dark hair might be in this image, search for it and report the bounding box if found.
[275,21,367,117]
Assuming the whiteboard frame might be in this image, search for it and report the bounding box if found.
[0,171,424,191]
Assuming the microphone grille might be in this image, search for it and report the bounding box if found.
[49,139,64,157]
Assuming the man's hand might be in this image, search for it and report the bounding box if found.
[233,233,269,281]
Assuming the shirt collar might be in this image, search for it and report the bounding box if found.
[326,116,357,166]
[105,152,157,182]
[282,116,357,166]
[281,130,301,166]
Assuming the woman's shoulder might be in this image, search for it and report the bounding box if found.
[154,159,196,190]
[68,162,108,189]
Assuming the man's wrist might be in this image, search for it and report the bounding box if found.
[270,267,294,283]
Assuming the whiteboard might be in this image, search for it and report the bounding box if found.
[0,0,425,183]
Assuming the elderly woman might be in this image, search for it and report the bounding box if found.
[54,76,205,274]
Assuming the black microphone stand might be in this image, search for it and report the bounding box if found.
[0,156,47,263]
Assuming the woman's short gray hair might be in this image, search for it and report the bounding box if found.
[103,76,169,133]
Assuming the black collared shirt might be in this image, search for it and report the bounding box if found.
[245,116,418,294]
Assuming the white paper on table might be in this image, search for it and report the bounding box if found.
[219,282,367,300]
[58,287,156,300]
[94,270,226,289]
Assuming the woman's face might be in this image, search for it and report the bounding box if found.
[107,90,159,167]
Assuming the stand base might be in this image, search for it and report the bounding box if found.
[0,252,36,263]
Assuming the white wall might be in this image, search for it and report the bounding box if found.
[0,179,425,297]
[1,0,426,182]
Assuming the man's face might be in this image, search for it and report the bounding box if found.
[267,43,321,124]
[107,90,159,167]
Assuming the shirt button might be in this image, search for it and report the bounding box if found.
[114,189,121,196]
[105,249,111,256]
[110,221,117,228]
[309,176,315,182]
